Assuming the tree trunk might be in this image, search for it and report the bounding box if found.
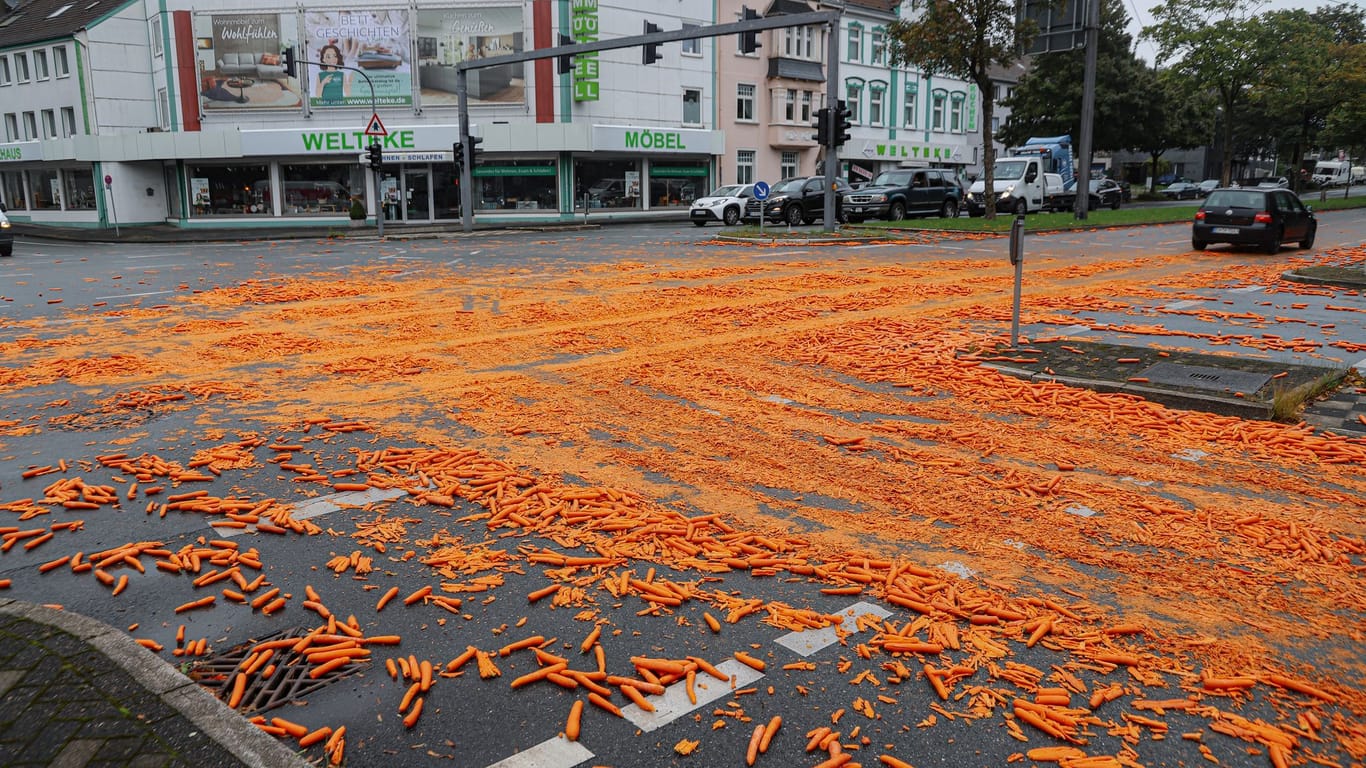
[978,73,997,220]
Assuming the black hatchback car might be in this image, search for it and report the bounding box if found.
[1192,188,1316,254]
[744,177,851,225]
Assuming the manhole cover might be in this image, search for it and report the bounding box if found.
[1135,362,1272,394]
[189,628,368,715]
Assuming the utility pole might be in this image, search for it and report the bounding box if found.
[1072,0,1101,220]
[823,16,840,232]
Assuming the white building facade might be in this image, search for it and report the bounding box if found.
[0,0,985,229]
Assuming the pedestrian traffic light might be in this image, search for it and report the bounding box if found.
[643,21,662,65]
[557,33,574,75]
[282,46,298,78]
[739,6,761,54]
[812,107,830,145]
[453,142,464,174]
[834,100,852,147]
[367,142,383,171]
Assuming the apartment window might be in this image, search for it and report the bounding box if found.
[784,89,795,121]
[3,113,17,142]
[150,16,163,58]
[903,83,918,128]
[801,90,813,123]
[871,29,886,65]
[156,87,169,128]
[682,88,701,125]
[950,92,965,133]
[15,52,30,82]
[991,116,1000,133]
[736,83,756,122]
[60,107,76,137]
[682,23,700,55]
[34,49,50,81]
[23,111,37,140]
[784,26,814,59]
[846,23,862,63]
[869,83,886,127]
[931,90,947,131]
[53,46,69,77]
[41,109,56,138]
[845,81,863,124]
[781,151,798,180]
[0,56,10,86]
[736,150,755,184]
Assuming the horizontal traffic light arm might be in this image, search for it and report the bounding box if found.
[453,9,838,73]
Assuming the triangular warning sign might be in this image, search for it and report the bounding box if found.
[363,112,387,137]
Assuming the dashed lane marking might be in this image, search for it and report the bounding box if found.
[620,658,765,732]
[94,289,174,300]
[483,735,593,768]
[216,487,408,537]
[773,600,891,657]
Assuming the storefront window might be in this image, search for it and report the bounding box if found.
[431,164,462,219]
[63,168,96,210]
[187,164,270,216]
[28,169,61,210]
[472,159,557,212]
[575,159,640,209]
[279,163,366,216]
[1,171,25,210]
[648,163,708,208]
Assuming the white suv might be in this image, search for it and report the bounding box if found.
[689,184,754,227]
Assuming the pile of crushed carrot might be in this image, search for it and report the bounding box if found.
[1,237,1363,767]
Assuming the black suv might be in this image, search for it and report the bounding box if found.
[745,177,852,225]
[843,168,961,221]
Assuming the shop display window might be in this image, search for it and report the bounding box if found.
[187,164,271,216]
[574,159,640,209]
[648,163,708,208]
[63,169,96,210]
[1,171,25,210]
[471,159,557,211]
[28,169,61,210]
[279,163,366,216]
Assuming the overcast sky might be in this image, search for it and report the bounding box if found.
[1125,0,1315,66]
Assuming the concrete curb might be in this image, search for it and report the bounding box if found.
[984,363,1275,420]
[0,598,310,768]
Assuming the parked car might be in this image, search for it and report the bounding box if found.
[1114,179,1132,202]
[1162,182,1202,200]
[1192,188,1316,254]
[1198,179,1221,195]
[842,168,961,222]
[744,177,851,225]
[1255,176,1289,189]
[0,203,11,257]
[689,184,754,226]
[1087,179,1124,210]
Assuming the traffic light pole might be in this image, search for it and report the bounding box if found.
[823,17,840,233]
[456,71,474,233]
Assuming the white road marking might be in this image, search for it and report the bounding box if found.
[0,272,34,278]
[483,736,593,768]
[1229,285,1265,293]
[1353,356,1366,374]
[620,659,765,732]
[764,250,809,257]
[216,487,408,538]
[849,243,898,249]
[1163,300,1201,310]
[774,600,891,657]
[94,289,174,300]
[1056,324,1091,335]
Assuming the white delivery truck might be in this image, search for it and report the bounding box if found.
[965,156,1047,216]
[1311,160,1354,187]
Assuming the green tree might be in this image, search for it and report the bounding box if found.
[998,0,1151,154]
[888,0,1032,219]
[1321,40,1366,154]
[1144,0,1272,185]
[1131,69,1211,192]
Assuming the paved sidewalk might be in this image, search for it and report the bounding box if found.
[0,600,307,768]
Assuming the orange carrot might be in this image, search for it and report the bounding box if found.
[619,682,655,712]
[228,672,247,709]
[399,681,421,713]
[498,635,545,657]
[759,715,782,753]
[298,727,332,748]
[376,586,400,612]
[403,585,432,606]
[403,696,424,728]
[527,583,561,603]
[1263,674,1336,702]
[734,651,766,671]
[879,756,915,768]
[174,595,215,613]
[587,691,622,717]
[510,662,567,689]
[565,700,584,741]
[272,718,309,739]
[703,612,722,633]
[309,656,350,679]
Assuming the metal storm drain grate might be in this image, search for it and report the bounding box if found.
[189,628,368,715]
[1136,362,1272,394]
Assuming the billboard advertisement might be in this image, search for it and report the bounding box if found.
[304,10,413,108]
[195,13,303,112]
[414,7,525,106]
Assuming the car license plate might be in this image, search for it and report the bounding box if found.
[851,207,864,213]
[1212,227,1239,235]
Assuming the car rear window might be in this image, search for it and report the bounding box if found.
[1205,191,1264,209]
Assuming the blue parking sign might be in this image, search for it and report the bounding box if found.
[754,181,770,200]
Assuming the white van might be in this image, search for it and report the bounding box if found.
[1312,160,1353,187]
[965,157,1046,216]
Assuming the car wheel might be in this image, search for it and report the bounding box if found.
[723,206,741,226]
[1263,228,1282,255]
[1014,199,1027,216]
[786,206,804,226]
[1192,239,1207,251]
[1300,224,1316,250]
[1110,196,1121,210]
[941,199,959,218]
[889,201,906,221]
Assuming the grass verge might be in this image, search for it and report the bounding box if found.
[1270,368,1353,422]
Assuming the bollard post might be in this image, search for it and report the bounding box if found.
[1009,212,1025,348]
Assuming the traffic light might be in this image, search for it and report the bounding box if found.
[812,107,830,145]
[643,21,662,65]
[557,33,574,75]
[452,142,464,174]
[467,135,483,165]
[282,46,298,78]
[834,100,852,147]
[367,142,383,171]
[739,6,761,54]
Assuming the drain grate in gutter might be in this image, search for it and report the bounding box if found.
[189,628,369,715]
[1135,362,1272,394]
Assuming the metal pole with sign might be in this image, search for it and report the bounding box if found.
[1009,212,1025,347]
[104,175,119,238]
[753,181,770,237]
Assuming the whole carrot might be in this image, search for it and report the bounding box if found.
[375,586,400,612]
[759,715,782,753]
[565,700,584,741]
[745,724,765,766]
